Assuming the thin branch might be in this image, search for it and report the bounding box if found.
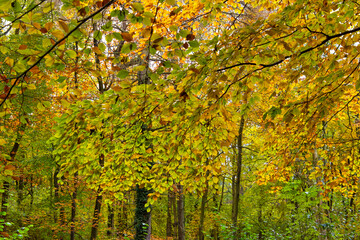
[217,26,360,71]
[0,0,116,108]
[0,0,47,35]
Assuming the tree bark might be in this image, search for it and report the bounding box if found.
[90,154,104,240]
[134,185,151,240]
[166,190,174,238]
[198,185,208,240]
[231,116,245,240]
[198,162,209,240]
[70,172,78,240]
[172,186,178,239]
[107,204,114,236]
[177,184,185,240]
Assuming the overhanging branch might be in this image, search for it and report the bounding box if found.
[0,0,116,108]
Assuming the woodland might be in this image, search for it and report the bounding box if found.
[1,0,360,239]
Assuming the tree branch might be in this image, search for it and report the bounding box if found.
[0,0,116,108]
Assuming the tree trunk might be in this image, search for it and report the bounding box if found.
[166,191,174,238]
[134,185,151,240]
[107,204,114,236]
[59,176,66,240]
[70,172,78,240]
[177,184,185,240]
[172,186,178,239]
[16,176,24,210]
[198,185,208,240]
[90,154,104,240]
[198,162,209,240]
[231,116,245,240]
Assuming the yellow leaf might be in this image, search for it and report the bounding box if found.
[52,29,64,40]
[213,177,219,184]
[4,57,14,67]
[44,55,54,67]
[28,27,41,35]
[27,84,36,90]
[58,20,69,33]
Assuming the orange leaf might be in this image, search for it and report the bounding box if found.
[92,46,102,54]
[44,22,54,30]
[58,20,69,33]
[121,32,133,42]
[112,86,122,91]
[19,44,27,50]
[4,165,16,171]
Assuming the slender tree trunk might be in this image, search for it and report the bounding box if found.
[70,51,79,240]
[211,193,221,240]
[70,172,78,240]
[166,191,174,238]
[231,116,245,240]
[198,161,210,240]
[90,186,103,240]
[107,204,114,236]
[90,154,104,240]
[219,177,225,213]
[134,185,151,240]
[172,186,178,239]
[16,175,24,210]
[198,185,208,240]
[177,184,185,240]
[58,175,66,240]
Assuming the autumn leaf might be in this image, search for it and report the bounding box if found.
[58,20,69,33]
[19,44,27,50]
[121,32,133,42]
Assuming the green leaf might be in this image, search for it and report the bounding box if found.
[132,2,144,12]
[113,32,123,40]
[94,30,102,41]
[166,0,176,5]
[98,43,106,52]
[169,25,177,32]
[268,106,281,119]
[0,0,12,11]
[117,70,129,79]
[179,29,190,38]
[189,40,199,48]
[57,76,67,83]
[105,34,113,43]
[66,50,77,58]
[102,21,113,31]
